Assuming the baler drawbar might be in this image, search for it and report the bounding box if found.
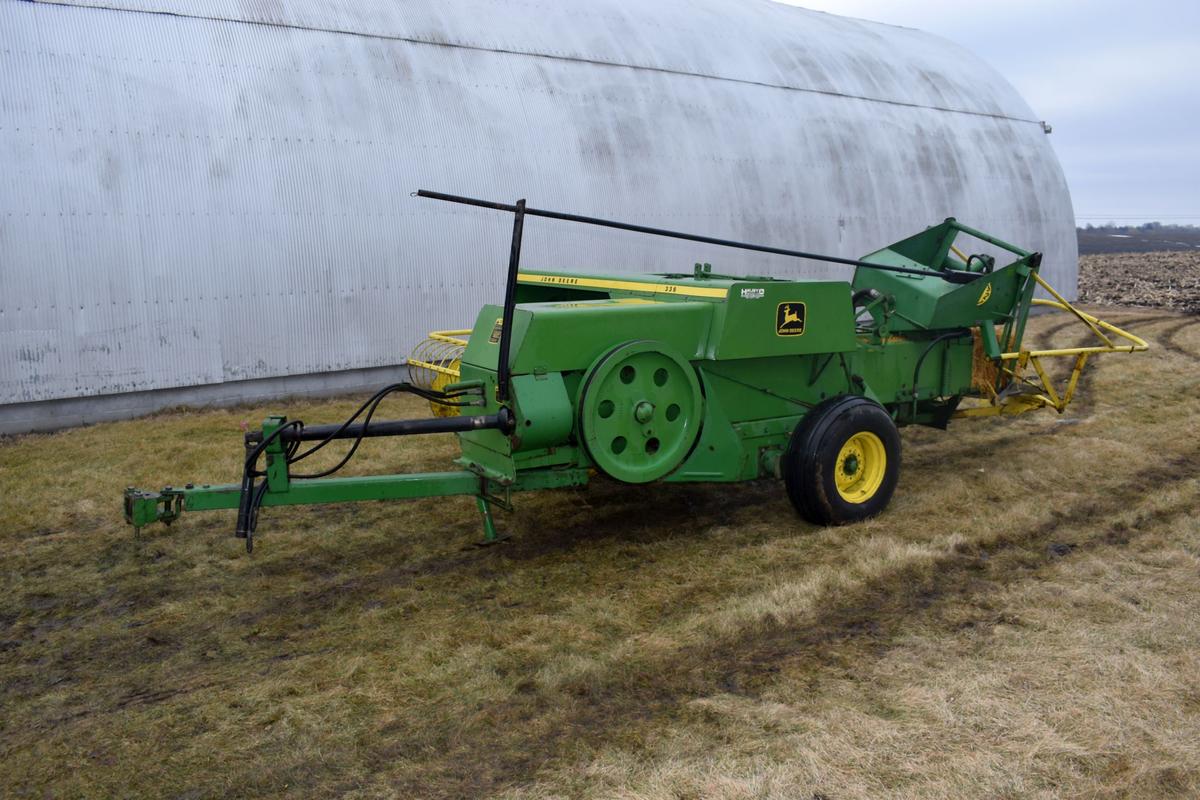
[124,190,1147,550]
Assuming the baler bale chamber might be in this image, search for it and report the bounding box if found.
[124,191,1146,550]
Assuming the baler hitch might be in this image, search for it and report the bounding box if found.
[122,382,530,550]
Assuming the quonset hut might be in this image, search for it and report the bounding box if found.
[0,0,1075,433]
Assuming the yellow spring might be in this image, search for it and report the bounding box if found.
[407,330,469,418]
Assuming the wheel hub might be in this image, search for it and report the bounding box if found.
[834,431,886,504]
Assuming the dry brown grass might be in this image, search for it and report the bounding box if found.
[1,307,1198,799]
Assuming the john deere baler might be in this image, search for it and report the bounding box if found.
[124,190,1146,550]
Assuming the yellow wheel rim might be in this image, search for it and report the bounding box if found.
[834,431,886,504]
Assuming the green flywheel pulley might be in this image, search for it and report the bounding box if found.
[578,340,703,483]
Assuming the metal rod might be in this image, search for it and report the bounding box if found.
[497,199,525,401]
[249,410,513,444]
[947,219,1033,258]
[416,189,949,279]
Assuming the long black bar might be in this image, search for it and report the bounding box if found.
[416,189,946,280]
[248,410,513,444]
[497,199,525,402]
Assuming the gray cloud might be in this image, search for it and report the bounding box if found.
[780,0,1200,225]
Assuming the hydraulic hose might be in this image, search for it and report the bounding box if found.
[234,382,511,552]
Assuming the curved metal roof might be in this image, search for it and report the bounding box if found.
[0,0,1074,417]
[38,0,1040,121]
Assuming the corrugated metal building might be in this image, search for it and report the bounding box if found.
[0,0,1075,433]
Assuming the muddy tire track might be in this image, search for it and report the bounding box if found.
[374,446,1200,798]
[909,310,1180,469]
[921,309,1176,462]
[502,479,781,562]
[1045,310,1187,417]
[229,479,784,627]
[1157,316,1200,362]
[1053,315,1111,417]
[1033,316,1081,350]
[1026,312,1118,416]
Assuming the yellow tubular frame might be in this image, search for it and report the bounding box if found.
[955,279,1148,418]
[407,330,470,381]
[427,330,471,346]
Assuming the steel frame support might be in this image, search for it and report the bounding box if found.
[124,468,589,531]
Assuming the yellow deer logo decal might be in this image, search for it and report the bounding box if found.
[976,284,993,306]
[776,302,807,336]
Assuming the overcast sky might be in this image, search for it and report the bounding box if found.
[781,0,1200,226]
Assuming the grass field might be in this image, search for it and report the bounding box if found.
[1,307,1198,799]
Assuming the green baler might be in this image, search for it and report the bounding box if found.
[124,191,1146,549]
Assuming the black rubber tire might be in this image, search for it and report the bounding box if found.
[783,395,901,526]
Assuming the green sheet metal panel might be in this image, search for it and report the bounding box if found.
[710,281,858,359]
[463,299,716,375]
[851,260,1028,333]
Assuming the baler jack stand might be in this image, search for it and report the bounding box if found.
[473,496,509,547]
